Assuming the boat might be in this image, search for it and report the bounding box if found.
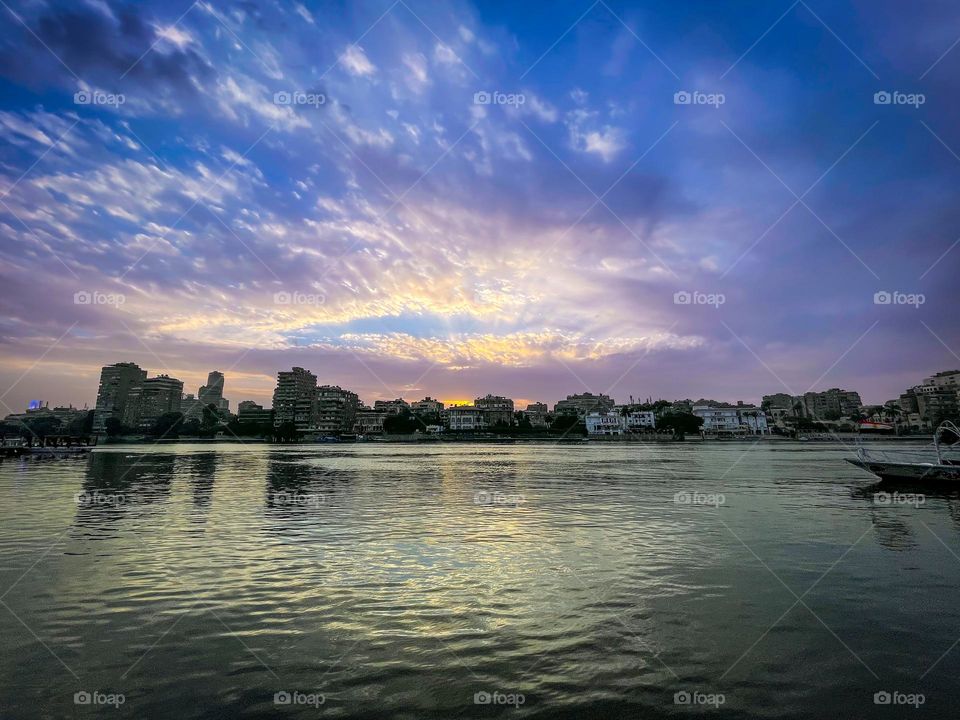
[847,421,960,482]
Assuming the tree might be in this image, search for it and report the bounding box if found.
[383,410,422,434]
[199,403,225,436]
[181,418,201,436]
[150,412,184,438]
[20,415,62,439]
[549,414,585,436]
[104,416,125,437]
[66,410,94,436]
[273,421,300,442]
[658,412,703,440]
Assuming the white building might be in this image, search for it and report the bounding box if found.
[624,410,656,431]
[446,405,485,431]
[693,405,769,435]
[586,412,624,435]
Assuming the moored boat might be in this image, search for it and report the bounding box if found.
[847,421,960,482]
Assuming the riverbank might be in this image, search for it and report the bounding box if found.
[93,432,936,446]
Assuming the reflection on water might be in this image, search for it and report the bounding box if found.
[2,442,960,719]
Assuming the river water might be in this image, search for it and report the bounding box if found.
[1,441,958,718]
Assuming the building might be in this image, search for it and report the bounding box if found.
[237,401,273,425]
[446,405,485,431]
[180,394,203,420]
[923,370,960,393]
[273,367,317,431]
[314,385,360,435]
[410,397,444,415]
[801,389,862,419]
[93,362,147,433]
[126,375,184,429]
[475,394,514,426]
[623,410,656,431]
[899,389,920,415]
[762,393,801,422]
[523,402,550,427]
[354,408,387,435]
[693,404,769,435]
[917,389,959,425]
[198,370,229,413]
[4,403,88,426]
[586,412,624,436]
[554,392,615,417]
[373,398,410,415]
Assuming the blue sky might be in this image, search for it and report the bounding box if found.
[1,0,958,410]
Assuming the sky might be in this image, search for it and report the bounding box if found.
[0,0,959,412]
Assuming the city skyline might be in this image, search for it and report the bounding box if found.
[2,1,960,420]
[14,360,959,417]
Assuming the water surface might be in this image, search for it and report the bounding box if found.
[1,441,958,718]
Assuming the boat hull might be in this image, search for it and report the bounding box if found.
[846,458,960,482]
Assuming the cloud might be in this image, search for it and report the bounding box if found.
[402,52,430,92]
[293,3,315,24]
[582,127,626,161]
[216,75,309,131]
[335,329,703,367]
[154,24,193,50]
[565,108,625,161]
[434,42,460,65]
[339,45,377,76]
